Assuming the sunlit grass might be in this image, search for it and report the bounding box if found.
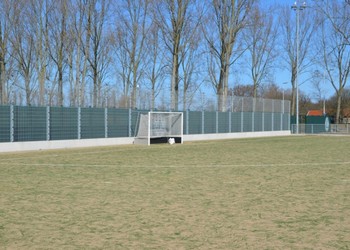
[0,136,349,249]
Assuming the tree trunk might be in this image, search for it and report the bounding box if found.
[171,53,179,111]
[217,62,229,112]
[58,67,63,106]
[0,21,7,104]
[25,74,31,106]
[0,60,5,104]
[336,93,342,124]
[93,67,98,107]
[81,2,92,108]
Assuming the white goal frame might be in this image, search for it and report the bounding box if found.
[134,111,183,146]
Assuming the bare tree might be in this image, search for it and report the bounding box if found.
[46,0,71,106]
[70,0,89,107]
[232,83,254,97]
[82,0,111,107]
[29,0,51,106]
[78,0,93,107]
[244,4,278,98]
[10,1,37,106]
[204,0,254,111]
[113,0,150,109]
[114,39,132,107]
[179,2,204,111]
[321,0,350,45]
[261,83,283,99]
[153,0,195,111]
[317,1,350,123]
[0,0,13,104]
[180,38,203,110]
[144,21,166,110]
[279,4,316,116]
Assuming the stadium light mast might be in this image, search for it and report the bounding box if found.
[291,1,306,134]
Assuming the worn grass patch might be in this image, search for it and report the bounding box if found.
[0,136,349,249]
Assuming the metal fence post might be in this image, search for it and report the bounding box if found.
[262,99,265,132]
[186,110,189,135]
[10,105,14,142]
[78,107,81,139]
[216,111,218,134]
[46,106,50,141]
[241,97,244,132]
[202,110,204,134]
[252,98,255,132]
[271,100,274,131]
[280,100,283,131]
[105,107,108,138]
[128,108,132,137]
[229,111,232,133]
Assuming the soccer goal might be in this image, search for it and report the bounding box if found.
[134,111,183,145]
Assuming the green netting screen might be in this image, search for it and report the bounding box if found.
[274,113,282,131]
[0,105,10,142]
[14,106,47,141]
[243,112,253,132]
[254,112,263,132]
[188,111,202,134]
[50,107,78,140]
[204,112,216,134]
[108,109,129,137]
[231,112,242,132]
[81,108,105,139]
[264,113,273,131]
[218,112,229,133]
[0,101,290,143]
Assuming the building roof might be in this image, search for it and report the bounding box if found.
[307,110,324,116]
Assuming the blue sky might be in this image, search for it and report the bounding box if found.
[258,0,334,101]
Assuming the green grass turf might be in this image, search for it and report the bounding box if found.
[0,136,349,249]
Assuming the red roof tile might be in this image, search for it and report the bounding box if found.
[307,110,324,116]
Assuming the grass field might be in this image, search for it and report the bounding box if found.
[0,135,349,249]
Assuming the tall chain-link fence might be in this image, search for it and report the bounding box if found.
[227,96,290,114]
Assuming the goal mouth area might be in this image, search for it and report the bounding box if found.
[134,111,184,146]
[134,136,182,144]
[150,137,182,144]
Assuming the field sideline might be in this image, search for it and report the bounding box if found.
[0,136,349,249]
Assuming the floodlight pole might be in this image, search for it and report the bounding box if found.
[292,1,306,134]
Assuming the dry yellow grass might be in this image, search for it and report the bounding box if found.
[0,136,349,249]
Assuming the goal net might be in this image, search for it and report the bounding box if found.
[134,112,183,145]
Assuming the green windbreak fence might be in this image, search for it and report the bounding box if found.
[107,109,130,138]
[187,111,202,134]
[14,106,47,142]
[50,107,78,140]
[0,106,11,142]
[204,112,216,134]
[81,108,105,139]
[218,112,229,133]
[0,99,291,143]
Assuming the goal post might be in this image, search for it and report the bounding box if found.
[134,111,183,145]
